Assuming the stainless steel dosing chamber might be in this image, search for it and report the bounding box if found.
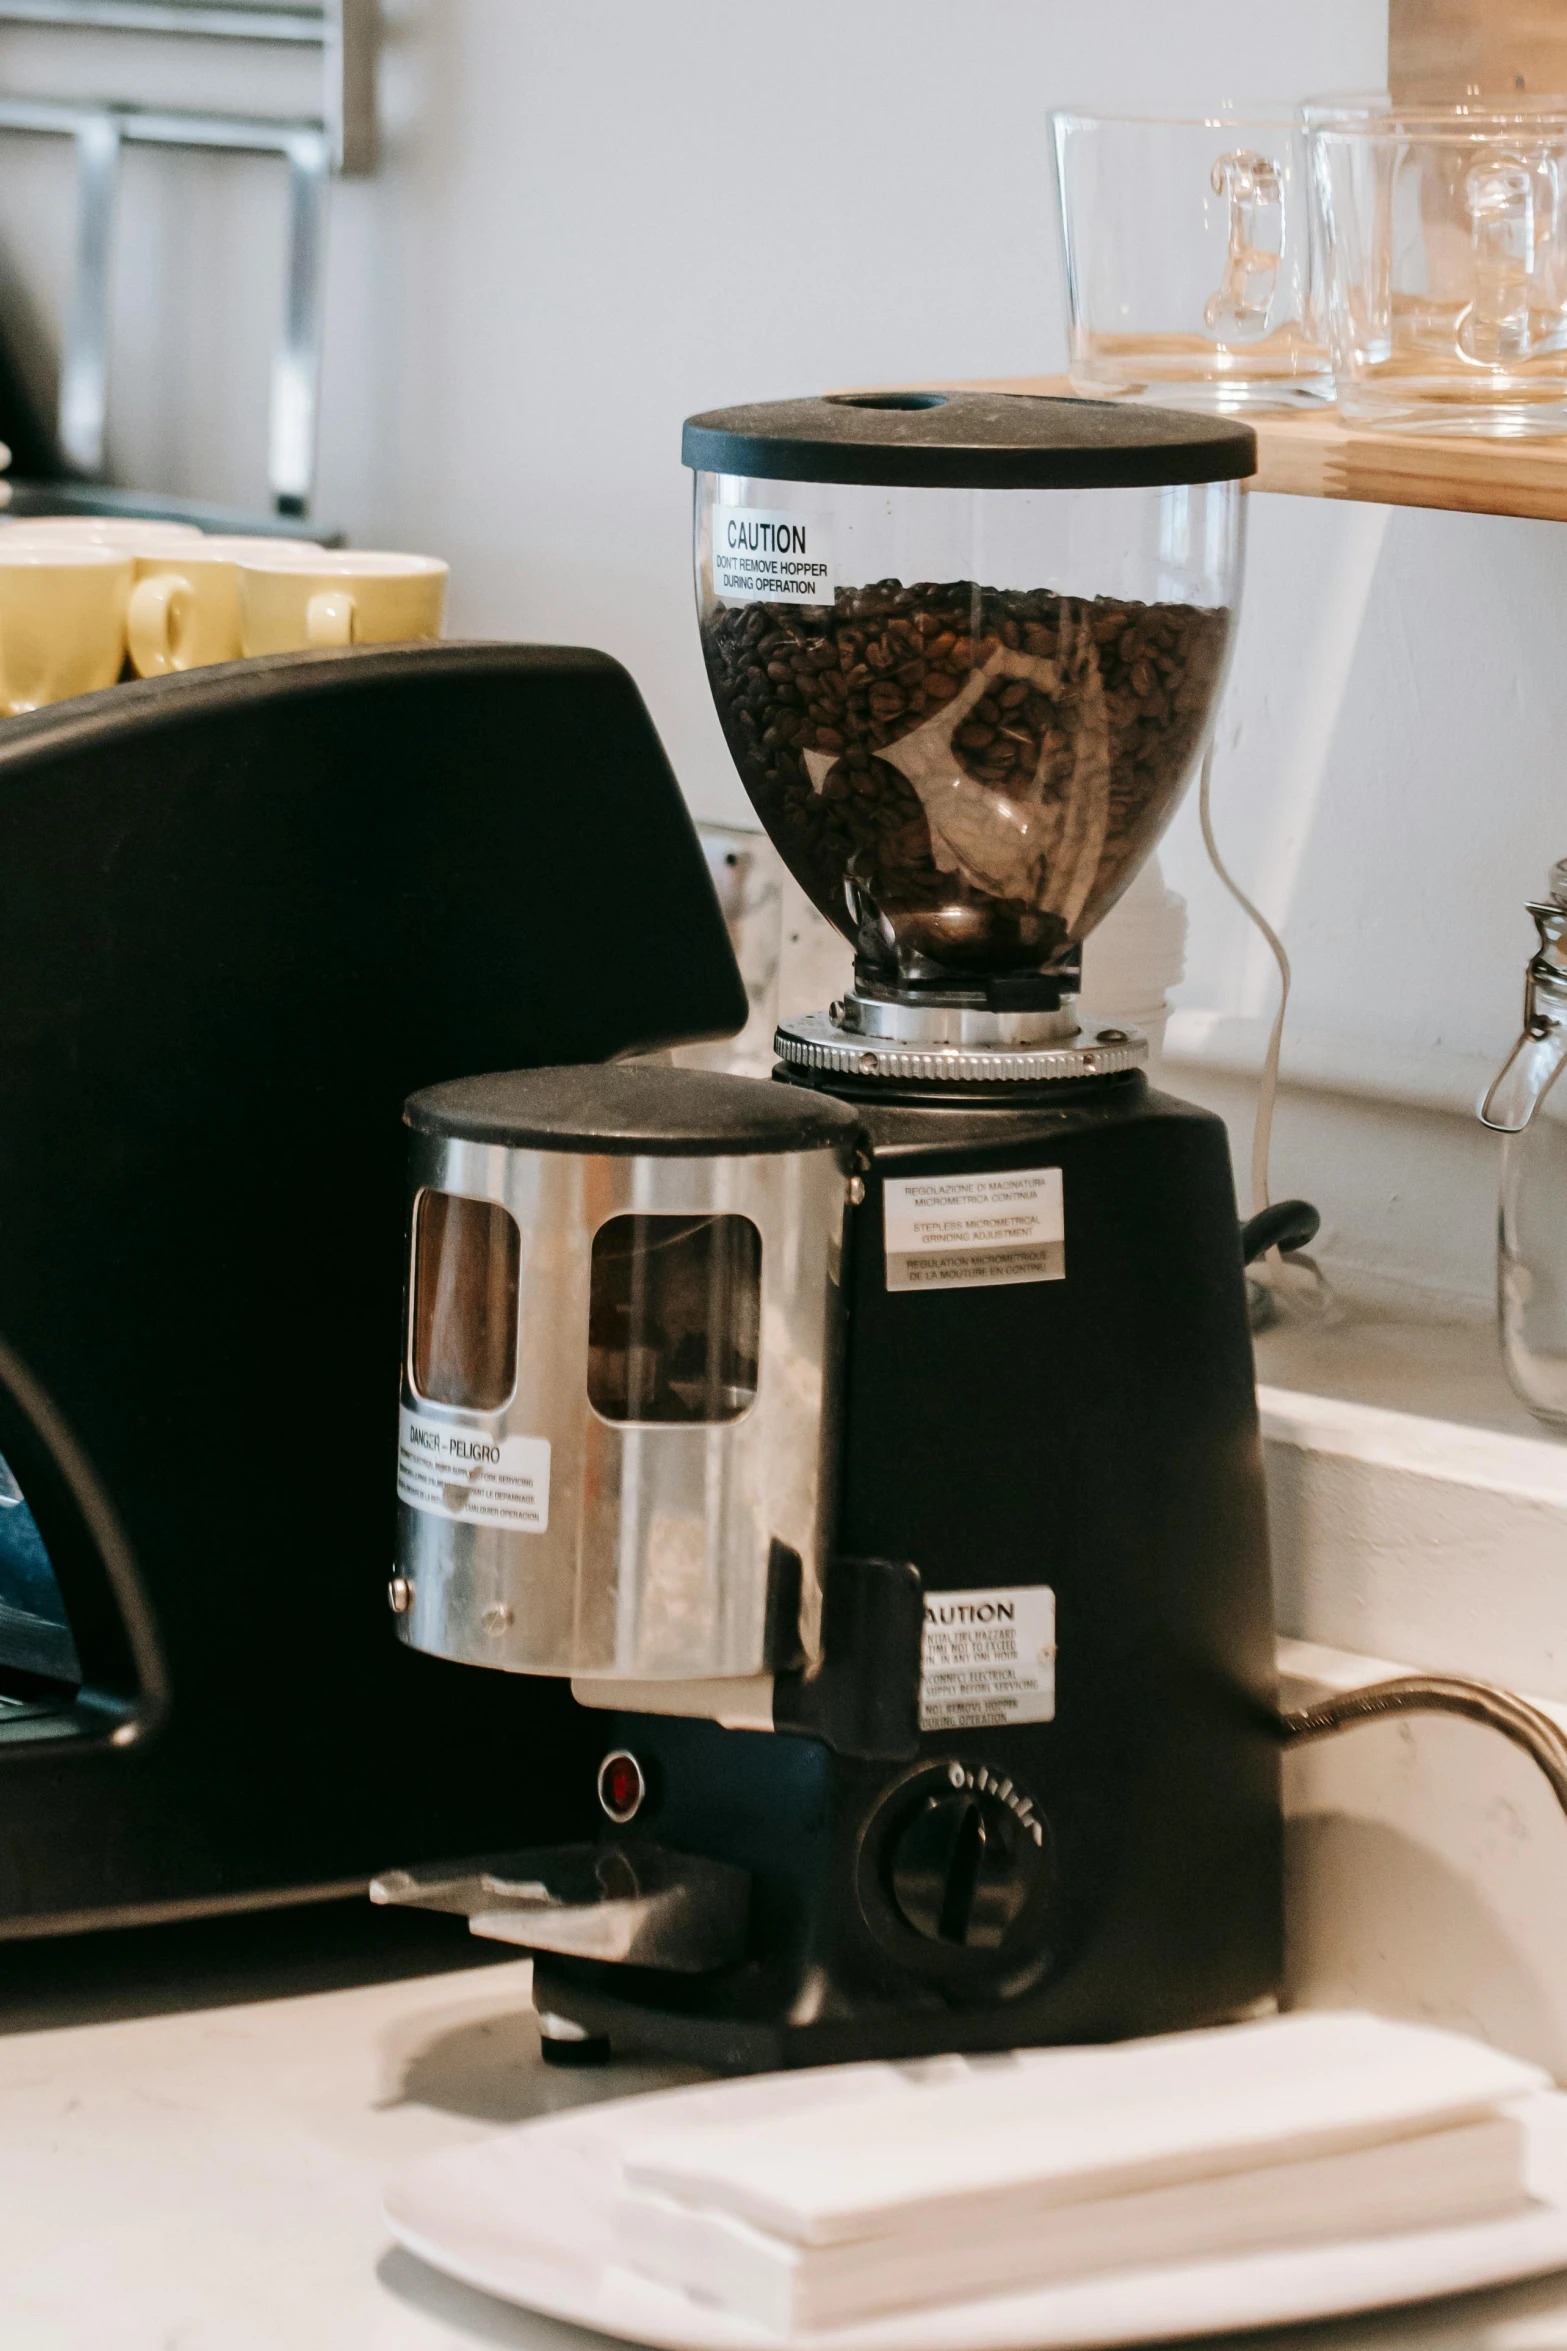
[392,1063,860,1686]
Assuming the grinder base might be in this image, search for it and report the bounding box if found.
[526,1073,1280,2072]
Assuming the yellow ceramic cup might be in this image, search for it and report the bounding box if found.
[237,549,448,655]
[0,543,131,714]
[127,534,325,676]
[2,517,204,551]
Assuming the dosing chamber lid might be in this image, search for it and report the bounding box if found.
[406,1062,861,1156]
[681,391,1257,490]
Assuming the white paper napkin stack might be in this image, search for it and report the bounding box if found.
[609,2013,1545,2333]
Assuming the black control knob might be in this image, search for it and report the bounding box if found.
[888,1783,1047,1951]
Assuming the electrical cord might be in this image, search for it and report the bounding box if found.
[1197,742,1328,1314]
[1282,1675,1567,1823]
[1198,743,1292,1233]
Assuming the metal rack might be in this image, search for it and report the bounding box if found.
[0,0,377,519]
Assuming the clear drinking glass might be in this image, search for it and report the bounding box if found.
[1051,109,1332,412]
[1309,99,1567,434]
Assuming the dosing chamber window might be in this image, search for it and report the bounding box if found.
[411,1191,521,1412]
[588,1214,762,1425]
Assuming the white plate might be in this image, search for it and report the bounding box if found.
[385,2087,1567,2351]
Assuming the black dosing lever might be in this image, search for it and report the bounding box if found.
[1241,1199,1320,1265]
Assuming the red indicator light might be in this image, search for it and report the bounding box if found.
[598,1750,645,1824]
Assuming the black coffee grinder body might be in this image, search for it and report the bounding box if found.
[527,1075,1279,2070]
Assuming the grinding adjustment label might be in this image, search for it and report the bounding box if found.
[883,1166,1064,1292]
[920,1584,1057,1731]
[712,506,835,605]
[396,1407,550,1532]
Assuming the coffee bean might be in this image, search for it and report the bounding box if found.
[701,576,1229,979]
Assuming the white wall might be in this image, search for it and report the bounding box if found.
[2,0,1537,1319]
[1156,490,1567,1313]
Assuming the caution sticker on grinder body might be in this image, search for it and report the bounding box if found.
[396,1407,550,1532]
[920,1584,1057,1732]
[711,505,835,605]
[883,1166,1064,1292]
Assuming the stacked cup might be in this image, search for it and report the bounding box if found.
[0,519,191,717]
[0,516,449,716]
[1050,97,1567,435]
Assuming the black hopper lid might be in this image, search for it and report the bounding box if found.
[682,390,1257,492]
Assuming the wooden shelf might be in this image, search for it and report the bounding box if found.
[925,375,1567,525]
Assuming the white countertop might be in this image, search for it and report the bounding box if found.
[0,1922,697,2350]
[10,1907,1567,2350]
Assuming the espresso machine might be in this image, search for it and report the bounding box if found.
[0,641,745,1936]
[375,395,1284,2071]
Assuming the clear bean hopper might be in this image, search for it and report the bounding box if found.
[684,391,1246,1029]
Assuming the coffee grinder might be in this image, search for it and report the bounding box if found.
[375,395,1283,2071]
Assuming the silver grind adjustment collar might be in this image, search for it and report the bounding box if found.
[775,991,1148,1085]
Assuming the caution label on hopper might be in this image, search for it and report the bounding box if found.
[920,1584,1057,1731]
[396,1407,550,1532]
[712,506,835,604]
[883,1166,1064,1292]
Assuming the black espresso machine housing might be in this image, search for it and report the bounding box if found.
[0,642,747,1934]
[377,396,1283,2070]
